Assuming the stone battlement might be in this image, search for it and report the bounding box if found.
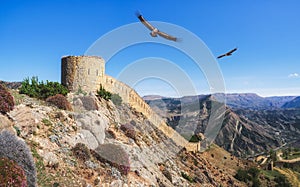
[61,55,200,152]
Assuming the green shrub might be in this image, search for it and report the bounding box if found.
[269,149,277,162]
[71,143,91,162]
[93,143,130,175]
[235,167,261,186]
[252,177,261,187]
[13,126,21,136]
[46,94,72,111]
[42,118,52,126]
[96,84,111,101]
[248,167,260,178]
[111,93,122,106]
[234,169,251,182]
[189,134,201,142]
[19,76,68,99]
[0,130,36,186]
[0,84,14,114]
[0,157,27,187]
[181,172,194,183]
[274,175,292,187]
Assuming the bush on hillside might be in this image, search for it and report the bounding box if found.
[234,167,261,186]
[234,168,252,182]
[181,172,194,183]
[0,157,27,187]
[46,94,72,111]
[189,134,201,142]
[93,143,130,175]
[0,84,15,114]
[120,123,136,140]
[274,174,292,187]
[19,76,68,99]
[0,130,36,186]
[96,84,111,101]
[111,93,122,106]
[71,143,91,162]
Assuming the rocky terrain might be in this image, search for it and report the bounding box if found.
[144,94,300,157]
[0,88,250,186]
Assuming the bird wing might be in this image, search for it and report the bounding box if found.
[157,30,177,41]
[227,48,237,55]
[218,48,238,59]
[217,54,226,59]
[136,12,155,31]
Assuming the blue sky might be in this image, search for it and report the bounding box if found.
[1,0,300,97]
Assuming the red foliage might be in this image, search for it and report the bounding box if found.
[0,84,14,114]
[46,94,72,111]
[0,157,27,187]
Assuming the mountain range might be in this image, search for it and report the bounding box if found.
[144,93,300,157]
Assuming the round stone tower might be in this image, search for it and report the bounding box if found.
[61,56,105,92]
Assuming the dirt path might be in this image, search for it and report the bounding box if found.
[274,167,300,187]
[277,152,300,163]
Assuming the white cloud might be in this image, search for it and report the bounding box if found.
[288,73,299,78]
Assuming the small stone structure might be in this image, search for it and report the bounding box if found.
[61,56,200,152]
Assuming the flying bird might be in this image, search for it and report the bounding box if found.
[136,11,178,42]
[217,48,238,59]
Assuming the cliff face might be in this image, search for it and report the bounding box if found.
[0,89,247,187]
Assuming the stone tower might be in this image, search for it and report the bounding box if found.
[61,56,105,92]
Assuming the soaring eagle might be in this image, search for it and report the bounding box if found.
[217,48,238,59]
[136,12,178,42]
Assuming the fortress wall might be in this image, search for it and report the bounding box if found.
[61,56,105,92]
[101,75,131,103]
[61,56,200,152]
[102,76,199,152]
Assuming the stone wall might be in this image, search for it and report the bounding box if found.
[101,75,200,152]
[61,56,200,152]
[61,56,105,92]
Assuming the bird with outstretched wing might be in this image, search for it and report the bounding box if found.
[217,48,238,59]
[136,11,178,42]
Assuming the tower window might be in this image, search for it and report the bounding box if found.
[96,69,99,76]
[88,69,90,75]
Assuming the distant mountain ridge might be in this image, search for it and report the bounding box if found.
[144,93,297,110]
[282,96,300,109]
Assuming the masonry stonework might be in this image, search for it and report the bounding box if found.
[61,56,105,92]
[61,55,200,152]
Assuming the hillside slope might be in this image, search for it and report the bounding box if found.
[0,89,248,186]
[282,96,300,109]
[145,95,300,157]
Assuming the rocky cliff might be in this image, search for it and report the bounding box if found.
[0,88,247,186]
